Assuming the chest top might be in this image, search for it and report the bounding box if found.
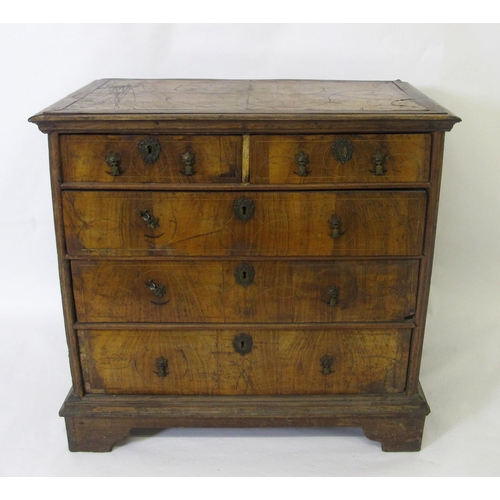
[29,79,459,133]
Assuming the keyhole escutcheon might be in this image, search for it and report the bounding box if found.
[138,137,161,164]
[234,196,255,222]
[233,333,253,356]
[235,263,255,287]
[332,138,354,164]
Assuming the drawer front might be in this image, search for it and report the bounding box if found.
[251,134,431,184]
[72,260,418,323]
[63,191,426,257]
[78,328,411,395]
[60,135,242,183]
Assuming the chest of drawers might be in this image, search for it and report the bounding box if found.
[30,79,460,452]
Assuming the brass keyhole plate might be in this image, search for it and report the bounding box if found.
[232,333,253,355]
[138,137,161,164]
[234,263,255,287]
[332,138,354,164]
[234,197,255,222]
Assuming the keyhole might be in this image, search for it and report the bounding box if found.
[235,264,254,287]
[241,205,247,215]
[147,145,152,154]
[233,333,252,355]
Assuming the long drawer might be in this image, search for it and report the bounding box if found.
[63,190,426,257]
[78,328,411,395]
[72,259,418,323]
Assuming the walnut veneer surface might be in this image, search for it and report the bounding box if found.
[30,79,460,452]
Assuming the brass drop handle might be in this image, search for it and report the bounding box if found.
[326,284,340,307]
[234,196,255,222]
[294,151,310,176]
[328,214,343,239]
[320,355,333,376]
[105,151,122,176]
[371,150,387,176]
[154,356,169,377]
[140,210,159,230]
[139,137,161,164]
[146,279,166,299]
[180,150,196,176]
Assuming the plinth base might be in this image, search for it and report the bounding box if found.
[60,386,430,452]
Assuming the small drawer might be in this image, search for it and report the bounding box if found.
[63,190,426,257]
[72,259,419,323]
[250,134,431,184]
[78,328,411,395]
[60,134,242,183]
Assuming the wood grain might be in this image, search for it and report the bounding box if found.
[61,181,432,191]
[32,118,461,135]
[71,259,419,323]
[48,133,84,397]
[63,190,427,257]
[30,79,461,453]
[60,134,242,183]
[78,328,411,396]
[78,330,218,395]
[406,131,447,395]
[29,80,461,134]
[32,79,440,115]
[277,330,410,395]
[60,388,430,452]
[251,134,431,184]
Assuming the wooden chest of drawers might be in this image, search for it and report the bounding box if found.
[30,79,460,452]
